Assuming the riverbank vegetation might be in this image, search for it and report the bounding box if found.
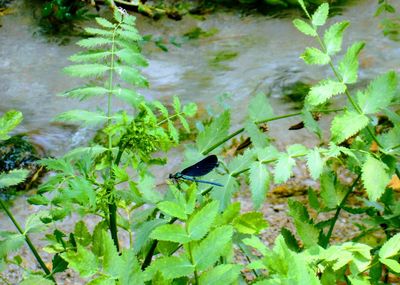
[1,0,400,284]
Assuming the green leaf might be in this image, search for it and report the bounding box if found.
[323,21,350,55]
[150,224,191,243]
[320,171,339,208]
[306,80,346,106]
[293,19,317,37]
[95,17,115,28]
[119,249,145,285]
[242,235,268,255]
[85,27,113,37]
[331,111,369,144]
[153,101,169,117]
[60,86,108,100]
[137,175,162,204]
[302,109,321,139]
[274,153,296,183]
[168,120,179,143]
[245,122,269,148]
[173,96,181,113]
[249,161,270,209]
[301,47,330,65]
[288,199,319,248]
[361,155,391,202]
[115,65,148,87]
[0,169,30,189]
[64,64,110,78]
[77,37,113,48]
[338,42,365,84]
[379,233,400,259]
[117,29,142,41]
[112,87,143,106]
[0,232,24,258]
[157,201,187,220]
[196,111,230,154]
[61,244,99,277]
[183,103,197,117]
[144,255,194,280]
[133,219,167,254]
[193,226,233,271]
[0,110,23,140]
[199,264,242,285]
[311,3,329,26]
[357,71,398,114]
[116,49,148,67]
[248,92,274,122]
[20,276,54,285]
[233,212,268,234]
[307,148,323,180]
[55,110,107,126]
[380,258,400,273]
[187,200,219,240]
[102,229,122,277]
[74,221,91,247]
[27,194,49,206]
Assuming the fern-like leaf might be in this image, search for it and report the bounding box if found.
[64,64,110,78]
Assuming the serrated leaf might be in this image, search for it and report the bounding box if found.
[302,109,322,139]
[380,258,400,273]
[249,161,270,209]
[85,27,113,37]
[183,103,197,117]
[287,144,308,156]
[199,264,242,285]
[101,229,122,277]
[178,115,190,132]
[0,110,23,140]
[150,224,191,243]
[116,49,148,66]
[293,19,317,37]
[0,169,30,189]
[245,121,268,148]
[137,174,163,204]
[323,21,350,55]
[134,219,167,254]
[301,47,330,65]
[331,111,369,144]
[242,235,268,255]
[187,200,219,240]
[64,64,109,78]
[0,232,24,258]
[168,120,179,143]
[307,148,324,179]
[233,212,268,234]
[27,194,49,206]
[117,29,142,41]
[77,37,114,48]
[115,65,148,87]
[60,86,109,100]
[173,96,181,113]
[274,153,296,183]
[112,87,143,106]
[69,51,112,63]
[320,171,339,208]
[306,79,346,106]
[19,276,54,285]
[153,100,169,118]
[95,17,115,28]
[74,221,91,247]
[357,71,398,114]
[248,92,274,122]
[197,111,230,154]
[193,225,233,271]
[157,201,187,220]
[61,244,99,277]
[55,110,107,126]
[312,3,329,26]
[119,249,145,285]
[379,233,400,259]
[362,155,391,201]
[338,41,365,84]
[144,256,194,280]
[288,200,319,248]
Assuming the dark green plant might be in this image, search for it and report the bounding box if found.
[1,1,400,284]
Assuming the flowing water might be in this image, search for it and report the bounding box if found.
[1,0,399,155]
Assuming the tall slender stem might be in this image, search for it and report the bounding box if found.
[322,175,361,248]
[0,200,55,283]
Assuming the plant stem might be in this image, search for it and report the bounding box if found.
[106,22,121,252]
[187,242,199,285]
[322,175,361,248]
[0,200,55,283]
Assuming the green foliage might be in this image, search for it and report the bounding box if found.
[2,1,400,284]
